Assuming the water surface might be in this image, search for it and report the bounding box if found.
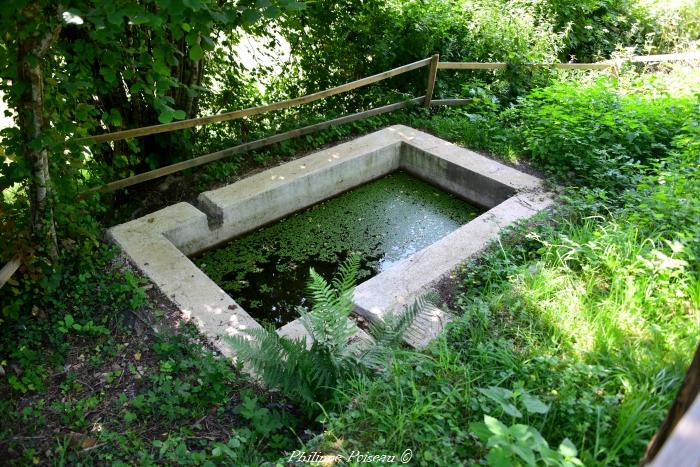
[193,171,483,326]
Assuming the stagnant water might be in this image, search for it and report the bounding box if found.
[193,171,483,327]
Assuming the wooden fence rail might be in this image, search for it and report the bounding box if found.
[82,54,629,193]
[0,255,21,289]
[2,48,700,465]
[92,96,427,193]
[2,50,699,286]
[75,57,433,145]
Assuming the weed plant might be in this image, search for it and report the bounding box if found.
[307,68,700,466]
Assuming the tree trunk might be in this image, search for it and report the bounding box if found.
[16,4,62,259]
[640,340,700,464]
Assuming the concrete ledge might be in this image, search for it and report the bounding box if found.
[353,192,554,327]
[108,203,262,358]
[108,125,554,355]
[188,137,402,254]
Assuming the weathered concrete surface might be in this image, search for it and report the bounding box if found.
[401,133,527,208]
[189,135,401,254]
[108,125,555,355]
[353,193,554,334]
[277,318,371,350]
[403,306,455,349]
[107,203,262,358]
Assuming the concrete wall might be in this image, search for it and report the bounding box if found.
[108,125,554,355]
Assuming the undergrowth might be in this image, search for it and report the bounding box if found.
[2,63,699,465]
[306,68,700,466]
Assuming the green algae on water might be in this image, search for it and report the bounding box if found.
[192,171,483,326]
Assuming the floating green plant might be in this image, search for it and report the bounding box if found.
[193,171,482,326]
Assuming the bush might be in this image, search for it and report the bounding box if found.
[517,77,695,191]
[275,0,562,107]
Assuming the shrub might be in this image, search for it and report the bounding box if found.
[275,0,562,107]
[517,77,694,191]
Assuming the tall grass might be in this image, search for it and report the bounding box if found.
[307,70,700,466]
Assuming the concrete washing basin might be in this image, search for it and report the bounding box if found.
[108,125,554,356]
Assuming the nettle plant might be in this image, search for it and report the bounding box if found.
[470,384,583,465]
[470,415,583,467]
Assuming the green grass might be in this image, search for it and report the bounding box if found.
[304,69,700,466]
[312,207,698,465]
[2,65,699,465]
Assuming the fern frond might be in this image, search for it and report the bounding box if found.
[366,296,425,348]
[307,268,337,311]
[227,326,331,411]
[224,256,431,418]
[331,252,360,301]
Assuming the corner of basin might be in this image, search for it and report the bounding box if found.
[196,191,225,228]
[107,202,212,256]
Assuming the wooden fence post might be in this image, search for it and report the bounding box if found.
[424,53,440,107]
[0,255,22,289]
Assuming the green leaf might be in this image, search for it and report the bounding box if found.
[153,60,170,76]
[241,9,261,25]
[558,438,578,458]
[521,392,549,414]
[511,442,537,466]
[484,415,509,437]
[281,0,306,11]
[100,67,117,84]
[75,104,94,121]
[107,10,124,25]
[158,110,175,124]
[468,421,493,442]
[508,423,531,440]
[183,0,206,11]
[486,447,513,467]
[265,6,282,18]
[539,446,562,464]
[189,44,204,61]
[186,31,199,46]
[109,109,123,127]
[478,386,523,418]
[130,15,152,26]
[172,110,187,120]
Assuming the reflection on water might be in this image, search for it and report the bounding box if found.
[193,171,483,327]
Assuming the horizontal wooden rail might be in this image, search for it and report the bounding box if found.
[438,53,699,71]
[552,63,612,69]
[92,97,426,193]
[75,51,700,193]
[0,255,21,289]
[439,61,614,70]
[76,57,432,145]
[430,98,472,106]
[74,53,698,146]
[439,62,506,70]
[632,51,700,62]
